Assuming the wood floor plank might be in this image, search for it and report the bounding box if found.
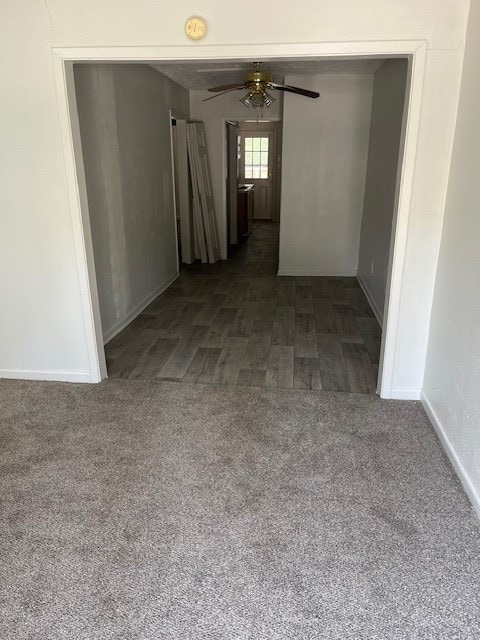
[108,329,163,379]
[183,347,222,383]
[313,299,337,334]
[105,315,155,360]
[294,357,322,390]
[214,279,234,295]
[237,369,267,387]
[318,355,350,392]
[294,313,318,358]
[277,280,295,306]
[210,337,249,385]
[128,338,179,379]
[295,283,313,303]
[295,301,314,314]
[316,332,344,358]
[327,278,347,303]
[162,302,205,339]
[333,304,363,343]
[342,276,360,289]
[262,278,280,301]
[345,288,375,317]
[341,342,377,393]
[196,278,221,297]
[310,278,330,300]
[158,325,208,380]
[228,301,259,338]
[266,345,294,389]
[356,316,382,337]
[244,277,265,301]
[242,320,273,370]
[201,307,239,348]
[272,306,295,346]
[360,331,381,365]
[191,298,222,326]
[255,299,277,321]
[222,281,249,308]
[147,299,189,332]
[356,316,382,364]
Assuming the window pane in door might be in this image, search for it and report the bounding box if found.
[243,137,269,180]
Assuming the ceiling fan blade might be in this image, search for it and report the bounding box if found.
[268,82,320,99]
[203,87,247,102]
[207,83,246,92]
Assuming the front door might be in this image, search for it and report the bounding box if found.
[239,130,276,220]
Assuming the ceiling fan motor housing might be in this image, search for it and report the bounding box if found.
[245,70,272,86]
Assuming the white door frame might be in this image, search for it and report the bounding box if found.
[169,109,187,270]
[52,41,427,398]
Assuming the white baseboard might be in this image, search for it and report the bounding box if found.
[421,391,480,518]
[357,275,383,327]
[388,388,421,400]
[277,268,358,277]
[102,271,179,344]
[0,369,92,383]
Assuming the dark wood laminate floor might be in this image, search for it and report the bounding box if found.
[106,223,381,393]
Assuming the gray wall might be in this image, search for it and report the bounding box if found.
[74,64,189,341]
[357,59,408,323]
[423,0,480,514]
[278,74,374,276]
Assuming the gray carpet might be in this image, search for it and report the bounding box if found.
[1,379,479,639]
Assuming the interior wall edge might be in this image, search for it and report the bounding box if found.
[102,271,179,344]
[421,391,480,519]
[357,274,384,327]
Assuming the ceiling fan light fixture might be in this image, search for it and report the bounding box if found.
[263,91,276,107]
[239,94,253,108]
[240,88,276,110]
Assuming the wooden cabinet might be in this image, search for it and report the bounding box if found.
[237,184,254,239]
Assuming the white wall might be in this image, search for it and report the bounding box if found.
[357,60,408,324]
[422,0,480,515]
[0,0,470,388]
[75,64,189,342]
[279,74,373,276]
[190,90,283,259]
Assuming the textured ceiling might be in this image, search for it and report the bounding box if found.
[150,59,386,90]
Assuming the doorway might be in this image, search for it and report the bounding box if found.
[53,42,427,398]
[237,122,282,221]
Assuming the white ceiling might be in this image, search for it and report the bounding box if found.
[150,59,386,91]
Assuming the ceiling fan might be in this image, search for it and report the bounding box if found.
[203,62,320,111]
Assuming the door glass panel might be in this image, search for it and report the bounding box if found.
[244,137,269,180]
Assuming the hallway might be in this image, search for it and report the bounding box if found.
[106,223,381,392]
